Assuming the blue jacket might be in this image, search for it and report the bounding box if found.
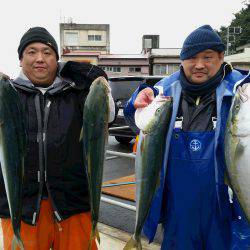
[124,69,250,242]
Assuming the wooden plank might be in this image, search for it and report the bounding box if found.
[102,175,135,201]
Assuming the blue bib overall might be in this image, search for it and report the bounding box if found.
[161,126,232,250]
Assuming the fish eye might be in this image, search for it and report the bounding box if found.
[235,104,240,110]
[156,108,161,113]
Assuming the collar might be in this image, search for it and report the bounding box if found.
[18,70,62,88]
[180,63,231,97]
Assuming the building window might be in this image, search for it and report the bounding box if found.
[64,32,79,46]
[88,35,102,41]
[113,67,121,72]
[105,67,112,72]
[154,64,180,75]
[167,64,180,74]
[129,67,141,73]
[144,39,152,49]
[95,35,102,41]
[88,35,95,41]
[101,66,121,73]
[154,65,166,75]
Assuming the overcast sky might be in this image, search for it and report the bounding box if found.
[0,0,245,77]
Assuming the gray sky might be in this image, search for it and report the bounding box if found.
[0,0,245,77]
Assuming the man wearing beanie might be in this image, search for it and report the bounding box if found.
[0,26,115,250]
[124,25,250,249]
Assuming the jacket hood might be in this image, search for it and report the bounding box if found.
[13,61,108,92]
[12,61,107,94]
[13,63,72,94]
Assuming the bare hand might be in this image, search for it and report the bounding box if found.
[134,87,154,108]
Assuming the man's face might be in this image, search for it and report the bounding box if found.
[20,42,58,85]
[181,49,224,84]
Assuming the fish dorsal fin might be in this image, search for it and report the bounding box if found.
[79,127,83,142]
[234,140,244,165]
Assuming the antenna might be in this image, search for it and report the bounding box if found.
[59,9,62,23]
[67,17,73,24]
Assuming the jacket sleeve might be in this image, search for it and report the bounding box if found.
[59,61,108,91]
[124,83,159,134]
[60,61,115,123]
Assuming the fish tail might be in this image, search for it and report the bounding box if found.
[11,235,24,250]
[88,226,100,250]
[123,235,142,250]
[95,227,100,244]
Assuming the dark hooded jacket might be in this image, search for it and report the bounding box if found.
[0,61,108,225]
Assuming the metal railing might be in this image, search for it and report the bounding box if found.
[106,150,136,159]
[102,128,137,210]
[101,196,136,211]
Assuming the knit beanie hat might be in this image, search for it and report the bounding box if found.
[180,25,225,60]
[18,27,59,60]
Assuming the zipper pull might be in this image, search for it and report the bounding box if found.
[56,222,63,232]
[32,212,37,225]
[47,100,51,108]
[195,96,201,106]
[212,117,217,129]
[54,211,62,221]
[37,171,40,182]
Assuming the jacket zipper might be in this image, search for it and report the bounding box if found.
[43,96,63,222]
[33,94,45,225]
[27,85,73,224]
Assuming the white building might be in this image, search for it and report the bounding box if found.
[225,47,250,70]
[148,48,181,75]
[60,23,110,56]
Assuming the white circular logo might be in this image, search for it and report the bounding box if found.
[190,139,201,151]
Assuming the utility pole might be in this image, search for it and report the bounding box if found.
[226,26,242,55]
[226,27,230,56]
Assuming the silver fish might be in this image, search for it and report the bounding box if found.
[82,76,110,249]
[225,82,250,223]
[124,95,173,250]
[0,76,26,250]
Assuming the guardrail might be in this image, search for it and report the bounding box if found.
[106,150,136,159]
[103,127,137,210]
[101,196,136,211]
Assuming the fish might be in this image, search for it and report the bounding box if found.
[82,76,110,249]
[124,95,173,250]
[225,82,250,223]
[0,75,26,250]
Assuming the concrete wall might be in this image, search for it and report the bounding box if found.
[98,59,148,66]
[98,57,149,77]
[60,55,99,65]
[225,48,250,70]
[60,23,110,54]
[153,57,180,64]
[103,65,149,77]
[62,29,107,47]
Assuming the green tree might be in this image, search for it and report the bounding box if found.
[218,3,250,54]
